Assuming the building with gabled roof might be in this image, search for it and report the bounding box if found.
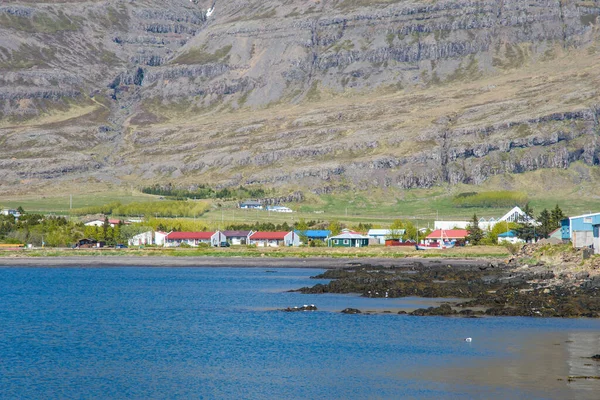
[328,231,370,247]
[249,231,300,247]
[222,230,253,245]
[164,231,225,247]
[294,230,331,244]
[425,229,469,246]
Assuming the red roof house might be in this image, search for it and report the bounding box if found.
[426,229,469,240]
[164,231,225,247]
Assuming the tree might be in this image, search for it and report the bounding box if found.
[550,204,565,229]
[402,221,418,242]
[466,214,484,245]
[537,208,553,239]
[328,220,342,236]
[102,217,110,241]
[387,219,405,240]
[295,218,309,244]
[522,202,534,221]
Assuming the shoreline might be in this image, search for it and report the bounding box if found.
[0,255,495,269]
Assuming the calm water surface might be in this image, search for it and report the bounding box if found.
[1,267,599,399]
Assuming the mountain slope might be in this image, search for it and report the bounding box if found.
[0,0,599,196]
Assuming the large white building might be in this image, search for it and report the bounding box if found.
[435,206,535,231]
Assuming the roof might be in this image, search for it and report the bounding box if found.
[166,231,215,240]
[222,230,252,237]
[498,230,518,238]
[569,212,600,220]
[250,231,290,240]
[329,232,370,240]
[426,229,469,239]
[240,201,262,206]
[368,229,405,236]
[295,230,331,238]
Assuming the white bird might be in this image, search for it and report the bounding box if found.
[465,337,472,342]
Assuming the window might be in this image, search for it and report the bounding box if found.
[343,239,349,244]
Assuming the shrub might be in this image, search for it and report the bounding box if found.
[503,242,522,255]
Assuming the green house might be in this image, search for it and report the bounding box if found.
[328,231,370,247]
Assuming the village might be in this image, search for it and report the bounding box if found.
[39,204,598,255]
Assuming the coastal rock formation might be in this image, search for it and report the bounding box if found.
[1,0,600,192]
[296,244,600,317]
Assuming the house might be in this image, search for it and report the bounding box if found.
[155,231,168,246]
[266,205,293,213]
[249,231,300,247]
[1,209,21,218]
[84,218,130,228]
[564,212,600,248]
[128,231,153,246]
[425,229,469,245]
[434,221,469,230]
[164,231,226,247]
[548,228,562,241]
[239,201,263,209]
[222,230,253,245]
[367,229,405,245]
[497,230,525,244]
[74,238,104,248]
[295,230,331,244]
[328,231,370,247]
[434,207,537,232]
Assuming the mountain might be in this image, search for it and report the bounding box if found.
[1,0,599,196]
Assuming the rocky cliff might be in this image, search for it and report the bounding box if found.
[0,0,599,194]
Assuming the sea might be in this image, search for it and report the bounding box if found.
[1,266,599,399]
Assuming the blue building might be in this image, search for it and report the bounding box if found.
[594,222,600,255]
[564,213,600,248]
[295,230,331,244]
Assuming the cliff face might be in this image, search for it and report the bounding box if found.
[0,0,599,193]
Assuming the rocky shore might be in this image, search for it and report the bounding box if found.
[296,244,600,318]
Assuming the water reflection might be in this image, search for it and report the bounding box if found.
[414,329,600,399]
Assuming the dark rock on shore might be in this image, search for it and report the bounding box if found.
[410,304,456,316]
[341,308,362,314]
[281,305,317,312]
[296,260,600,318]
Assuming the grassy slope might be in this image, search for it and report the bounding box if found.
[1,162,598,226]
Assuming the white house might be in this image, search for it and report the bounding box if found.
[239,201,263,209]
[128,231,153,246]
[497,230,525,244]
[266,205,293,213]
[155,231,168,246]
[222,230,253,245]
[164,231,226,247]
[84,218,129,228]
[1,209,21,218]
[249,231,300,247]
[367,229,405,245]
[435,206,536,232]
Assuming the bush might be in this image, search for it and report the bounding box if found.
[503,242,522,255]
[179,242,192,248]
[309,240,326,247]
[197,242,210,248]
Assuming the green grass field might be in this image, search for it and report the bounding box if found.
[1,165,599,228]
[2,244,510,259]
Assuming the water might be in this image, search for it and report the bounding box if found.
[1,267,599,399]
